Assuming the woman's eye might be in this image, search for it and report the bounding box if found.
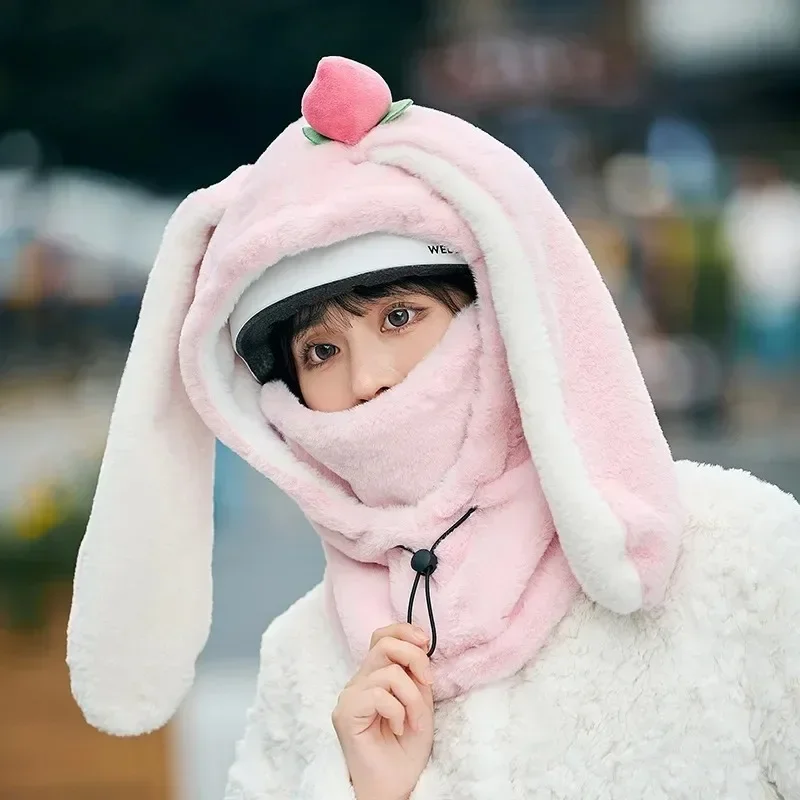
[385,308,416,328]
[309,343,338,364]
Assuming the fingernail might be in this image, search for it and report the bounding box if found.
[424,666,434,684]
[412,626,429,643]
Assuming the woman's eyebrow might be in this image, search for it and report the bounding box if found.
[292,312,347,346]
[292,325,321,347]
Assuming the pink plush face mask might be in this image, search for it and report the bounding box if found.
[66,56,683,737]
[260,305,481,508]
[256,296,583,697]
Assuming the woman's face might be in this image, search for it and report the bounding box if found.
[291,292,462,412]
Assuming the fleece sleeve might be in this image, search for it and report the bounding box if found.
[742,481,800,797]
[224,713,356,800]
[222,597,357,800]
[223,670,447,800]
[221,587,446,800]
[223,669,448,800]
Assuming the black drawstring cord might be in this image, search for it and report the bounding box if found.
[399,506,477,657]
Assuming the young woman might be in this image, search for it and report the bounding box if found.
[68,57,800,799]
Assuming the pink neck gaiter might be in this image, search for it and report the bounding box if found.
[261,308,480,508]
[260,305,580,699]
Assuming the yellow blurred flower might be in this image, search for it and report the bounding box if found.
[13,482,64,541]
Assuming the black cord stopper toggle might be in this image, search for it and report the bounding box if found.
[401,506,477,658]
[410,548,438,576]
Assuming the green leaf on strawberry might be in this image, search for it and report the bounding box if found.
[302,126,331,146]
[379,99,414,125]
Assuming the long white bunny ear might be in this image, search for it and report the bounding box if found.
[67,166,252,736]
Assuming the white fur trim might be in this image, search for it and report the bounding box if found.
[66,168,252,736]
[228,232,466,345]
[370,145,643,613]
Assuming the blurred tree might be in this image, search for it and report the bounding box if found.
[0,0,426,193]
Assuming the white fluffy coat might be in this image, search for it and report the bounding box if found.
[224,461,800,799]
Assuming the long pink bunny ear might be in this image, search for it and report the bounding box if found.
[370,133,682,615]
[67,166,252,736]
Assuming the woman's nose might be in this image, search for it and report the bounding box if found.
[350,346,402,404]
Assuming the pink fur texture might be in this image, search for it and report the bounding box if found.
[301,56,391,145]
[260,308,480,508]
[177,57,683,694]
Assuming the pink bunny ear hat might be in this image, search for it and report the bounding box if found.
[67,56,683,736]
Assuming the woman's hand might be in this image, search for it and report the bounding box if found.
[332,623,434,800]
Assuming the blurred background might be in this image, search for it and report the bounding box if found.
[1,0,798,797]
